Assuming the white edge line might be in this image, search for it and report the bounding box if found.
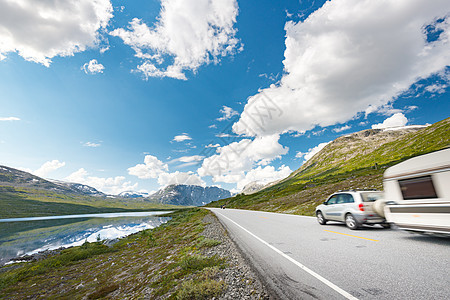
[209,207,315,219]
[215,211,359,300]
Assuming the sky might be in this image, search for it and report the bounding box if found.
[0,0,449,195]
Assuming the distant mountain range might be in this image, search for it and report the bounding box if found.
[148,184,231,206]
[0,166,231,206]
[118,191,150,198]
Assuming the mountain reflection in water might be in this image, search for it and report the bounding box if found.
[0,212,171,265]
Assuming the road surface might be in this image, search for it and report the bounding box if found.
[208,208,450,299]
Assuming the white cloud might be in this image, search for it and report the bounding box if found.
[198,134,288,184]
[110,0,240,80]
[34,160,66,177]
[217,106,239,121]
[296,141,331,163]
[215,133,236,138]
[205,143,220,148]
[172,133,192,142]
[65,168,138,195]
[405,105,418,112]
[372,113,408,129]
[232,0,450,137]
[333,125,351,133]
[425,83,447,94]
[171,155,204,163]
[209,124,217,129]
[237,165,292,191]
[157,171,206,187]
[83,141,101,147]
[0,117,20,121]
[128,155,169,179]
[169,155,204,168]
[82,59,105,74]
[0,0,113,66]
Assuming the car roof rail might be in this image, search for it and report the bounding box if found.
[337,188,380,192]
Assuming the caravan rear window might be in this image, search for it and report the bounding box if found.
[398,175,438,200]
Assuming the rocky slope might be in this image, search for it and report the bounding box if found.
[148,184,231,206]
[0,166,104,197]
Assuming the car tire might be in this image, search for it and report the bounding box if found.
[345,213,359,230]
[316,211,327,225]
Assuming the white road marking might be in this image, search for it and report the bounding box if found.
[216,211,359,300]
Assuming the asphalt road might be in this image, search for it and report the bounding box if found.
[208,208,450,300]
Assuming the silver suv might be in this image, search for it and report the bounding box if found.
[315,190,390,230]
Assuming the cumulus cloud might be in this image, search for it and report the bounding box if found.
[0,117,20,121]
[0,0,113,66]
[296,141,331,163]
[233,0,450,137]
[372,113,408,129]
[34,160,66,177]
[157,171,206,187]
[173,133,192,142]
[110,0,241,80]
[217,106,239,121]
[82,59,105,74]
[128,155,169,179]
[198,134,288,184]
[66,168,138,195]
[237,165,292,191]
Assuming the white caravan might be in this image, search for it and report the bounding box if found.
[383,148,450,235]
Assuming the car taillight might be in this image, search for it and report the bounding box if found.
[359,203,364,211]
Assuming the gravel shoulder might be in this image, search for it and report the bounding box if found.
[201,212,269,299]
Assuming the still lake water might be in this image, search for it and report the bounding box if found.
[0,211,171,265]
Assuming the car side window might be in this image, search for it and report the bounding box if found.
[337,194,354,204]
[327,196,337,205]
[344,194,354,203]
[337,194,345,204]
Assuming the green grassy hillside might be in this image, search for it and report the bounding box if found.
[0,186,180,219]
[207,117,450,215]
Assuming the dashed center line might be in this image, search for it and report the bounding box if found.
[324,230,379,242]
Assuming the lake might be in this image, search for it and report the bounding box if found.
[0,211,171,265]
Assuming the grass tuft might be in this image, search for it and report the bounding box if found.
[179,254,225,271]
[176,279,225,300]
[197,238,221,248]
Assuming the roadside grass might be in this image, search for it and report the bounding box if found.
[0,208,227,299]
[197,238,222,248]
[0,242,116,290]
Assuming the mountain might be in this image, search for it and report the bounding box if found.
[241,181,266,195]
[148,184,231,206]
[0,166,105,197]
[118,191,150,198]
[49,179,105,197]
[207,117,450,215]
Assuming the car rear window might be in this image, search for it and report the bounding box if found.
[360,192,384,202]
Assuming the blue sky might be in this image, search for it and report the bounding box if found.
[0,0,449,194]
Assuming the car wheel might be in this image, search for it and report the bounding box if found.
[316,211,327,225]
[345,213,359,230]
